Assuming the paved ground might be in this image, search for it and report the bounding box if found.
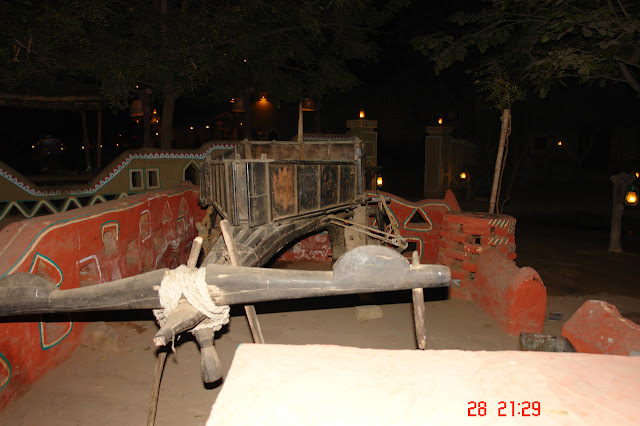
[1,173,639,425]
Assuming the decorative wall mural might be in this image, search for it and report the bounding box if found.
[0,352,10,391]
[27,254,74,351]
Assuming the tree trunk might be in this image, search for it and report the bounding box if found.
[142,89,152,148]
[96,108,102,169]
[609,172,635,253]
[80,110,91,171]
[489,108,510,214]
[314,101,323,134]
[297,102,304,159]
[501,135,533,211]
[241,91,253,140]
[160,93,175,149]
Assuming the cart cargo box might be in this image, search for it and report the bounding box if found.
[199,139,364,227]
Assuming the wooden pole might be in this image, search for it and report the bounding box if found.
[411,251,427,350]
[489,108,510,214]
[147,348,167,426]
[220,219,265,344]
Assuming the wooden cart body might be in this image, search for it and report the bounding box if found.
[199,139,364,227]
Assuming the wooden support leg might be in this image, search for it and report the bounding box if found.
[193,327,223,383]
[220,219,265,344]
[148,236,204,426]
[412,251,428,350]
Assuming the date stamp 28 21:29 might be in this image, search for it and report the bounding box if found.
[468,401,541,417]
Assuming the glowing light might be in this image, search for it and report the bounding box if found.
[99,145,103,148]
[81,146,85,150]
[230,98,235,103]
[60,147,64,151]
[190,126,194,130]
[116,143,119,147]
[626,190,638,206]
[31,145,35,149]
[376,176,383,187]
[636,172,639,179]
[118,134,122,137]
[359,110,365,119]
[243,59,247,63]
[205,125,210,129]
[260,95,267,101]
[460,172,467,180]
[155,132,159,136]
[557,140,563,146]
[153,109,157,115]
[438,118,443,125]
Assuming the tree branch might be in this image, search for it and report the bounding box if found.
[617,61,640,95]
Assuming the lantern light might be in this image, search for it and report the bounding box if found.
[205,125,210,129]
[232,97,245,112]
[635,172,639,179]
[438,118,443,125]
[32,145,35,149]
[359,110,365,119]
[625,190,638,206]
[130,100,143,117]
[460,171,467,180]
[557,140,563,146]
[301,98,315,111]
[376,176,383,187]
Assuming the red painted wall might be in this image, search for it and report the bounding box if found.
[0,185,207,411]
[370,190,460,264]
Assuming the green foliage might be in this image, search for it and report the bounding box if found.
[1,0,389,108]
[412,0,640,99]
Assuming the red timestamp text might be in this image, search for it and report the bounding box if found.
[467,401,541,417]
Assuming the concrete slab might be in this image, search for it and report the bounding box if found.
[208,344,639,425]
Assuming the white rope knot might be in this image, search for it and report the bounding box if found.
[153,265,230,333]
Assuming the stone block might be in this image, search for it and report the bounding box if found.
[437,238,461,250]
[461,260,478,272]
[355,305,384,321]
[450,269,471,280]
[208,344,640,425]
[439,230,471,244]
[562,300,640,356]
[462,222,492,236]
[439,247,473,262]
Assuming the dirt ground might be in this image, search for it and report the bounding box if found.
[1,181,639,425]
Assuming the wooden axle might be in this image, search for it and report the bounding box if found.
[0,246,450,317]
